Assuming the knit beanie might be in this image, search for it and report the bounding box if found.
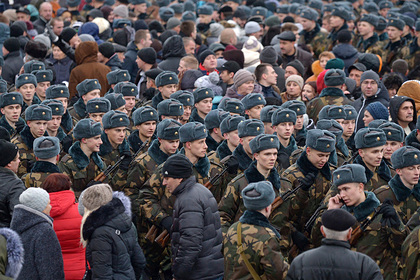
[162,154,193,179]
[366,101,389,120]
[286,75,304,90]
[82,184,113,211]
[19,188,50,213]
[113,5,129,18]
[98,42,115,59]
[243,36,262,52]
[360,70,380,85]
[3,38,20,53]
[0,139,18,167]
[61,27,77,43]
[259,46,277,65]
[137,47,156,65]
[233,69,255,88]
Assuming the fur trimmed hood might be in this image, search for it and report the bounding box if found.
[0,228,24,279]
[69,141,105,170]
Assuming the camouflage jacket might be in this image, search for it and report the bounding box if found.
[306,88,352,123]
[12,126,38,178]
[298,24,328,58]
[67,98,86,123]
[21,161,61,188]
[58,141,106,199]
[381,39,408,73]
[400,225,420,280]
[401,38,420,71]
[356,33,383,56]
[0,116,24,140]
[219,161,292,234]
[224,210,289,280]
[127,130,155,154]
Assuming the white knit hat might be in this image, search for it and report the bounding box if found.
[19,188,50,213]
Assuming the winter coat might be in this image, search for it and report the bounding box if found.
[122,41,139,83]
[78,22,103,45]
[10,204,65,280]
[171,176,224,280]
[82,196,146,280]
[158,35,186,74]
[286,239,383,280]
[389,96,416,135]
[280,47,314,79]
[33,16,47,34]
[333,43,359,75]
[50,190,85,280]
[68,41,111,99]
[0,228,24,280]
[47,55,75,84]
[105,54,122,71]
[0,167,26,228]
[1,51,23,85]
[0,23,10,57]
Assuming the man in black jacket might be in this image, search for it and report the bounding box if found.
[162,154,224,280]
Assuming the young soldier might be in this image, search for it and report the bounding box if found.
[114,82,137,130]
[41,100,68,141]
[58,119,106,198]
[0,92,26,138]
[281,100,307,147]
[191,87,214,123]
[171,90,194,125]
[32,69,53,102]
[272,108,298,170]
[342,104,357,152]
[45,84,73,134]
[224,181,289,279]
[241,92,266,120]
[106,69,130,93]
[21,136,61,188]
[104,93,127,113]
[68,79,101,122]
[13,104,52,177]
[157,99,184,122]
[260,105,280,135]
[378,122,404,167]
[86,97,111,125]
[23,60,45,74]
[151,71,179,108]
[204,109,229,152]
[128,106,158,154]
[15,73,40,113]
[218,98,245,116]
[317,119,351,166]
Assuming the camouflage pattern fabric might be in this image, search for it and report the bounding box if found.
[400,225,420,280]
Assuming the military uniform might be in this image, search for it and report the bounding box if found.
[299,25,328,58]
[22,161,60,188]
[402,37,420,71]
[400,225,420,280]
[0,117,24,140]
[307,88,352,123]
[13,127,40,177]
[68,99,87,122]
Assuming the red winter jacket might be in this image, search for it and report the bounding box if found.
[50,190,85,280]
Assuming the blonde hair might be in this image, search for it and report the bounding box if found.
[80,208,97,248]
[319,51,335,60]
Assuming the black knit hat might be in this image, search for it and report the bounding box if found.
[199,50,216,64]
[24,41,48,59]
[3,38,20,53]
[61,27,77,43]
[162,154,193,179]
[322,209,357,231]
[137,47,157,65]
[286,60,305,77]
[98,42,115,59]
[0,140,18,167]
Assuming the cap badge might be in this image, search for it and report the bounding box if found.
[187,98,190,102]
[388,132,391,135]
[286,114,289,117]
[297,108,300,111]
[95,105,99,109]
[169,77,172,80]
[12,97,15,100]
[179,106,182,109]
[206,91,208,94]
[270,138,274,142]
[339,109,342,113]
[55,108,59,111]
[94,81,98,84]
[377,137,380,141]
[120,118,123,121]
[415,155,418,159]
[258,97,261,100]
[150,112,154,115]
[165,171,168,175]
[327,144,330,148]
[42,112,45,115]
[204,129,206,132]
[43,75,46,78]
[25,77,28,80]
[131,88,134,92]
[236,106,239,109]
[61,90,64,93]
[257,127,260,131]
[175,131,178,135]
[349,111,352,115]
[337,174,340,179]
[124,73,127,77]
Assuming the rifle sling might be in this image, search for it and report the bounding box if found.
[237,222,262,280]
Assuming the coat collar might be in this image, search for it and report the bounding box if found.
[279,135,297,156]
[190,108,204,124]
[388,174,420,202]
[128,129,156,152]
[206,134,219,152]
[300,23,321,44]
[319,87,345,97]
[73,98,87,119]
[179,148,210,177]
[342,191,380,222]
[337,137,349,157]
[0,116,25,137]
[20,126,36,149]
[69,141,104,170]
[31,161,61,174]
[60,110,73,132]
[53,126,67,141]
[233,144,253,171]
[239,210,281,239]
[99,131,130,157]
[172,176,196,196]
[405,129,419,147]
[354,155,392,183]
[244,161,281,191]
[148,139,171,165]
[216,140,232,160]
[151,92,163,109]
[297,150,332,181]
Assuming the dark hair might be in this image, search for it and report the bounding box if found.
[255,63,271,81]
[41,173,72,193]
[382,73,403,91]
[337,30,352,44]
[391,59,408,75]
[262,25,281,47]
[303,81,318,95]
[180,21,195,37]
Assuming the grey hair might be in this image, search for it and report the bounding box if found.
[322,226,351,241]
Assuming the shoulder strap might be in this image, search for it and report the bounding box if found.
[237,222,262,280]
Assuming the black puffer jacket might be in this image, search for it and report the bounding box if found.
[171,176,224,280]
[158,35,186,74]
[0,167,25,228]
[286,239,383,280]
[82,197,146,280]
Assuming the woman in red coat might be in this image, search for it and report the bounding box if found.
[42,174,85,280]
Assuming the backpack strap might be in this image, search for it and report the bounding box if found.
[237,222,262,280]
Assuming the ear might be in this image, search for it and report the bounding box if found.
[239,138,244,145]
[229,72,234,79]
[185,141,191,150]
[396,168,402,176]
[358,182,365,192]
[320,226,326,238]
[358,149,363,158]
[245,109,250,116]
[346,228,352,240]
[253,152,259,161]
[26,120,31,127]
[56,155,60,161]
[306,146,311,155]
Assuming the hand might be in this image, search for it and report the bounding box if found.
[328,194,344,210]
[277,151,290,169]
[45,24,58,43]
[62,134,73,154]
[299,172,317,191]
[291,230,310,251]
[161,216,173,232]
[15,121,25,133]
[225,155,239,175]
[379,199,400,229]
[119,151,132,171]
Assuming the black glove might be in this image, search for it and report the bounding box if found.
[379,199,400,229]
[119,151,133,171]
[45,23,58,43]
[26,160,35,173]
[86,180,102,188]
[277,151,289,170]
[15,121,25,133]
[225,155,239,175]
[62,134,73,154]
[143,88,157,101]
[161,216,173,232]
[299,172,317,191]
[291,230,310,251]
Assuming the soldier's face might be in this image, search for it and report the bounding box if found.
[195,98,213,116]
[47,115,62,132]
[163,177,183,193]
[274,122,294,141]
[383,141,403,160]
[105,127,127,146]
[159,139,180,155]
[161,115,182,123]
[300,18,315,31]
[225,130,240,148]
[137,121,157,139]
[337,182,365,207]
[82,90,101,104]
[397,165,420,187]
[295,115,304,130]
[329,15,344,29]
[1,105,22,123]
[18,84,36,102]
[398,101,414,123]
[254,148,277,170]
[124,97,136,113]
[240,136,256,156]
[55,98,68,111]
[36,82,51,99]
[187,138,207,158]
[89,113,105,125]
[83,135,103,152]
[306,147,330,169]
[159,84,178,99]
[359,146,384,170]
[246,105,264,120]
[182,106,192,123]
[387,26,402,41]
[341,120,355,138]
[28,120,48,138]
[357,21,374,37]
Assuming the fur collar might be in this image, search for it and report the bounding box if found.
[346,134,356,154]
[328,149,338,166]
[319,87,345,98]
[128,130,156,152]
[73,98,87,119]
[342,191,380,222]
[99,131,130,157]
[217,140,232,159]
[151,92,163,109]
[354,155,392,183]
[405,129,419,147]
[337,137,349,157]
[179,148,210,177]
[0,116,25,136]
[388,175,420,202]
[69,141,104,170]
[190,108,205,124]
[0,228,24,278]
[82,197,125,241]
[112,192,132,219]
[233,144,253,171]
[31,161,60,173]
[244,161,281,191]
[60,110,73,132]
[239,210,281,239]
[297,150,332,181]
[206,134,219,152]
[20,126,36,149]
[148,139,170,165]
[279,135,297,156]
[300,23,321,44]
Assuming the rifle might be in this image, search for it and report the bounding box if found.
[89,155,125,183]
[343,150,359,165]
[349,207,380,246]
[131,140,149,164]
[271,183,303,212]
[204,155,233,190]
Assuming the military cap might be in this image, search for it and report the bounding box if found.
[377,16,388,31]
[319,105,347,120]
[112,19,132,29]
[242,181,275,211]
[324,4,333,12]
[157,119,181,140]
[387,18,405,31]
[316,119,343,140]
[25,104,52,121]
[220,115,245,135]
[379,1,393,10]
[276,5,289,14]
[355,128,386,149]
[73,119,102,140]
[238,119,264,138]
[391,146,420,169]
[272,108,297,126]
[0,92,23,108]
[343,105,357,120]
[169,3,183,14]
[114,82,137,97]
[133,106,158,125]
[368,119,389,128]
[145,68,164,80]
[32,70,53,83]
[193,87,215,104]
[322,208,357,231]
[77,79,101,96]
[218,98,245,115]
[300,8,318,21]
[281,100,305,116]
[33,136,60,159]
[331,7,350,21]
[45,85,70,99]
[0,80,7,94]
[399,14,414,28]
[309,0,323,11]
[251,6,267,17]
[197,5,213,15]
[130,0,146,4]
[359,14,379,28]
[306,129,336,153]
[41,99,64,116]
[416,21,420,32]
[362,2,379,13]
[16,73,37,88]
[278,31,296,42]
[86,97,111,114]
[179,121,208,143]
[157,98,184,117]
[324,69,346,86]
[102,110,130,129]
[204,109,229,131]
[378,122,404,142]
[106,69,130,85]
[104,93,126,110]
[155,71,179,87]
[241,93,266,110]
[182,11,197,22]
[288,3,301,14]
[159,7,175,22]
[171,91,194,107]
[250,133,280,154]
[23,61,45,73]
[260,105,280,123]
[333,164,367,187]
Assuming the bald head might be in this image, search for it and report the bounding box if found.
[220,28,237,46]
[40,2,53,21]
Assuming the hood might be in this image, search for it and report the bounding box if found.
[0,228,24,279]
[0,23,10,44]
[106,54,122,68]
[75,41,99,65]
[389,95,416,126]
[162,35,186,59]
[332,43,359,59]
[49,190,76,218]
[78,22,102,44]
[311,60,323,76]
[10,204,53,234]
